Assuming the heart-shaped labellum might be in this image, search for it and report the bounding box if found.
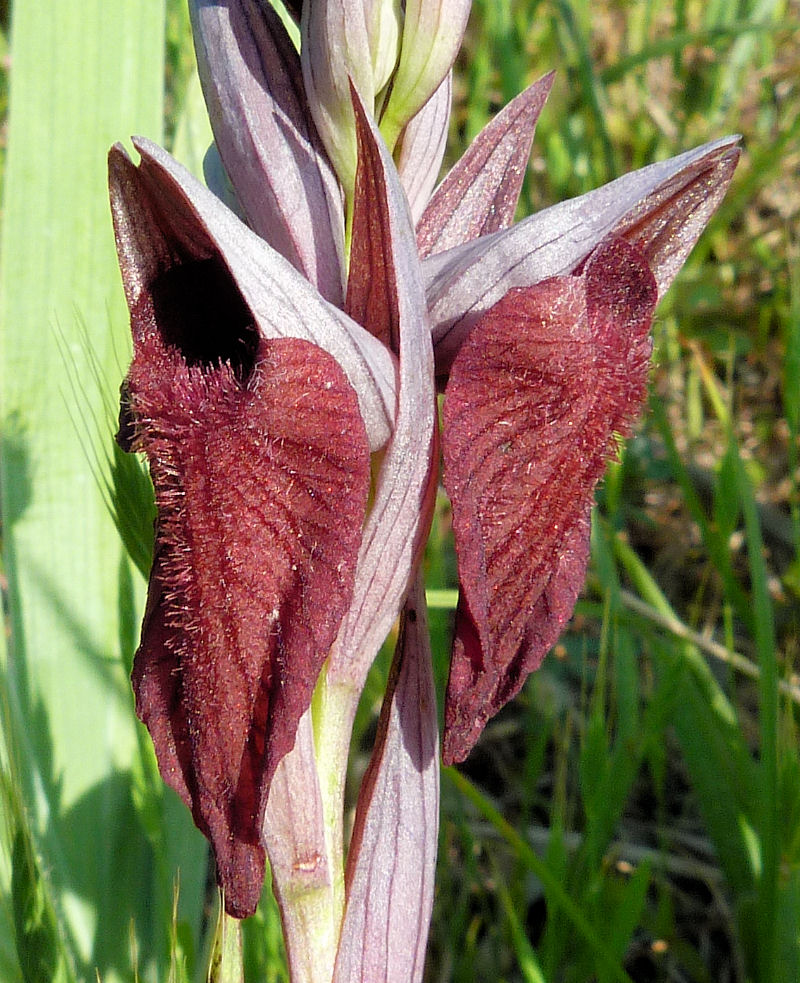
[441,237,657,764]
[125,260,371,916]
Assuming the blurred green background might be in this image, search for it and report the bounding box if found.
[1,1,798,981]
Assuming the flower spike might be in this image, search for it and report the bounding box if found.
[110,0,742,949]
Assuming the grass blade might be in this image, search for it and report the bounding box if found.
[446,768,636,983]
[0,2,206,978]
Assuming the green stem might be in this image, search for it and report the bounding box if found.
[311,665,362,928]
[266,664,362,983]
[274,882,340,983]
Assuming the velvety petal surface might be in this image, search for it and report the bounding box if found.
[333,574,439,983]
[441,238,657,764]
[426,137,739,377]
[127,316,371,917]
[190,0,346,304]
[330,88,437,690]
[109,140,397,451]
[417,72,554,257]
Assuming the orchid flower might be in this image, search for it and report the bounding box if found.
[109,0,739,979]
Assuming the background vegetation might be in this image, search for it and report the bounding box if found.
[1,0,798,981]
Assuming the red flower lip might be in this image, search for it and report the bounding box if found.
[441,237,657,764]
[123,278,371,917]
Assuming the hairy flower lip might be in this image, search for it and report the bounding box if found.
[424,135,740,378]
[109,138,398,453]
[441,236,659,765]
[126,324,372,919]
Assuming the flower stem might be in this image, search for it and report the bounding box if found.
[263,664,362,983]
[310,662,361,924]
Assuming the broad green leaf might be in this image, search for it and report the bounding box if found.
[0,2,206,980]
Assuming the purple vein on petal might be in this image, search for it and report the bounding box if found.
[425,136,740,377]
[332,574,439,983]
[417,72,554,257]
[395,70,452,226]
[126,326,371,916]
[329,86,437,690]
[441,238,658,764]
